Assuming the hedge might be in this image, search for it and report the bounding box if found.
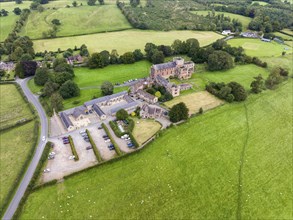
[86,129,103,163]
[127,118,135,132]
[68,136,79,161]
[0,117,34,132]
[0,121,39,218]
[109,121,126,138]
[102,123,123,156]
[12,141,52,220]
[128,132,139,148]
[39,96,53,117]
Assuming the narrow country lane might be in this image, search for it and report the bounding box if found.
[3,77,48,220]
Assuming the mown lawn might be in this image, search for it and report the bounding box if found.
[192,11,251,30]
[0,84,34,129]
[0,121,36,211]
[132,118,161,145]
[228,38,292,57]
[19,80,292,219]
[20,5,132,39]
[33,30,223,53]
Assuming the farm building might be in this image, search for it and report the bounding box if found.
[136,89,158,104]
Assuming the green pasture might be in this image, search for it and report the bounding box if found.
[280,29,293,36]
[0,121,36,210]
[20,5,132,39]
[262,54,293,74]
[228,38,292,57]
[19,80,292,219]
[273,32,293,41]
[0,1,31,42]
[192,11,251,30]
[0,84,34,129]
[32,30,223,53]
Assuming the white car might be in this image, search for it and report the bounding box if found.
[43,168,50,173]
[79,130,86,134]
[42,136,46,142]
[49,152,56,156]
[104,139,111,143]
[69,155,75,160]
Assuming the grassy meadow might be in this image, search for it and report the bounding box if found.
[0,1,31,42]
[32,30,223,53]
[19,80,292,219]
[228,38,292,57]
[0,84,34,129]
[20,5,132,39]
[192,11,252,30]
[132,119,161,145]
[0,121,36,209]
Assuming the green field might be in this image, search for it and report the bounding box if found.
[281,28,293,36]
[273,32,293,41]
[0,84,34,129]
[262,54,293,75]
[32,30,223,53]
[251,1,269,5]
[20,5,132,39]
[0,1,31,42]
[0,121,36,209]
[228,38,292,57]
[19,80,292,219]
[192,11,252,30]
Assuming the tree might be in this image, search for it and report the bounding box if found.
[37,5,45,12]
[0,9,9,16]
[130,0,140,7]
[171,39,187,54]
[43,81,59,97]
[0,69,6,79]
[186,38,200,57]
[228,82,247,101]
[110,49,119,64]
[10,46,24,61]
[30,2,40,10]
[157,45,173,57]
[98,0,104,4]
[265,68,283,89]
[51,19,61,25]
[59,80,80,99]
[54,72,74,85]
[63,50,72,58]
[100,50,110,67]
[53,58,67,69]
[15,0,23,4]
[50,92,63,112]
[101,81,114,96]
[20,53,33,61]
[80,44,89,56]
[212,39,227,50]
[87,0,96,6]
[116,109,128,120]
[120,52,135,64]
[169,102,189,123]
[133,49,144,61]
[72,1,77,7]
[34,67,49,86]
[13,7,22,15]
[151,50,164,64]
[154,91,161,98]
[88,53,103,68]
[207,50,233,71]
[250,74,264,94]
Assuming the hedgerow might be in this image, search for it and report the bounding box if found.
[68,136,79,161]
[102,123,123,156]
[86,129,103,163]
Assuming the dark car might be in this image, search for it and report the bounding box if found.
[62,137,68,140]
[102,135,108,138]
[98,126,102,130]
[86,146,92,150]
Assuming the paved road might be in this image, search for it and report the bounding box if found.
[3,77,48,220]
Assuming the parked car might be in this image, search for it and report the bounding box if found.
[84,139,90,143]
[63,141,69,144]
[48,155,55,160]
[42,136,46,142]
[69,155,75,160]
[104,139,111,143]
[98,126,102,130]
[86,146,92,150]
[79,130,86,134]
[102,135,108,138]
[49,152,56,156]
[43,168,50,173]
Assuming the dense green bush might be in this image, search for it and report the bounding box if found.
[169,102,189,123]
[68,136,79,161]
[86,130,103,162]
[109,121,126,137]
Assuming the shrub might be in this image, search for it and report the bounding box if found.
[169,102,189,123]
[68,136,79,161]
[116,109,128,120]
[109,121,126,137]
[86,130,103,162]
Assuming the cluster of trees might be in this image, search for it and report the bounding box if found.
[264,67,288,90]
[87,48,144,68]
[101,81,114,96]
[87,0,104,6]
[0,9,33,61]
[146,85,173,102]
[169,102,189,123]
[34,58,80,111]
[42,19,61,39]
[117,0,247,32]
[0,9,9,16]
[0,69,10,81]
[212,2,293,32]
[206,81,247,102]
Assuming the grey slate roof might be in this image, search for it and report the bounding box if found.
[110,101,138,115]
[84,91,128,107]
[152,61,176,70]
[93,104,106,117]
[60,112,73,128]
[137,89,156,100]
[72,106,87,118]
